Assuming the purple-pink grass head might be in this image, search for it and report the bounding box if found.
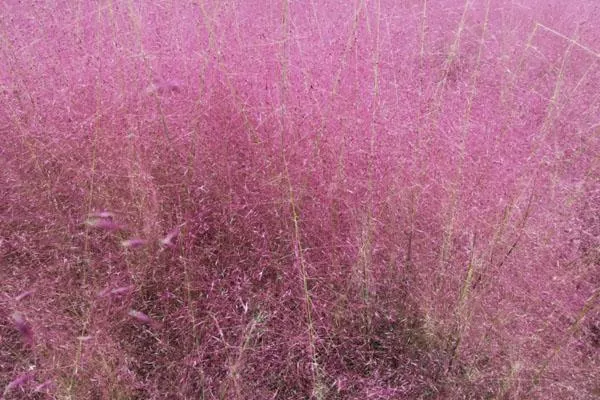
[84,217,123,231]
[11,312,33,346]
[121,238,148,249]
[128,309,153,325]
[3,373,34,397]
[110,285,136,296]
[89,211,115,219]
[14,290,35,302]
[145,79,183,95]
[158,223,186,248]
[98,285,135,298]
[33,380,54,393]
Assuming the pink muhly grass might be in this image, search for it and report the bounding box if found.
[84,210,124,230]
[128,309,162,330]
[158,223,185,248]
[145,79,183,95]
[110,285,136,295]
[14,290,35,302]
[33,380,54,393]
[84,217,124,231]
[2,373,33,397]
[121,238,148,249]
[1,1,599,399]
[128,309,154,325]
[160,291,176,300]
[97,285,135,298]
[10,312,33,346]
[88,211,116,219]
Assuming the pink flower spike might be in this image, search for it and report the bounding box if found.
[121,238,147,249]
[11,312,33,346]
[3,373,33,396]
[128,309,153,324]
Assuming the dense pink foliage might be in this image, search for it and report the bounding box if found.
[1,1,598,399]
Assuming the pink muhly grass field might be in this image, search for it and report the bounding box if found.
[0,0,599,399]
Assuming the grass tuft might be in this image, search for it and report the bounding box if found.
[1,0,598,398]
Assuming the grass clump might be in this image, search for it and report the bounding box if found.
[1,0,599,399]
